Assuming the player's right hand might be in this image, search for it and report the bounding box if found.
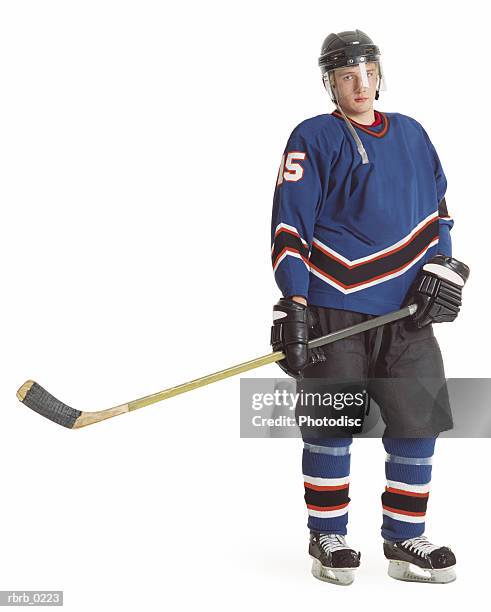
[270,298,326,378]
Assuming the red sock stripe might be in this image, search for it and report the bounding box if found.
[382,505,426,517]
[385,486,429,498]
[307,502,349,512]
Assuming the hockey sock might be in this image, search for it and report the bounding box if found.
[381,437,436,541]
[302,437,352,534]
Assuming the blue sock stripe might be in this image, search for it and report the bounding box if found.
[381,516,425,542]
[382,437,436,458]
[302,449,351,479]
[308,514,349,535]
[385,462,432,485]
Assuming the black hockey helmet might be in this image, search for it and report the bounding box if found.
[318,30,384,102]
[318,30,381,73]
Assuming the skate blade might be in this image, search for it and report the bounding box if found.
[311,558,356,586]
[388,560,456,584]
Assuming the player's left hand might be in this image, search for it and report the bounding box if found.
[409,255,470,328]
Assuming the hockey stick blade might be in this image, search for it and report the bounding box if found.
[16,304,416,429]
[17,380,128,429]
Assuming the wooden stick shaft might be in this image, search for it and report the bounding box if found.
[126,305,416,412]
[127,351,283,411]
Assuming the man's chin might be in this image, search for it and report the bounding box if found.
[353,100,371,109]
[342,102,372,116]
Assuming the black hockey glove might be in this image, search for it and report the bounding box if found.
[409,255,470,329]
[270,298,326,379]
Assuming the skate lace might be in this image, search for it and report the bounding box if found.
[318,534,350,553]
[400,535,439,558]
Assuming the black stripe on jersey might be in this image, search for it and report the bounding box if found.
[304,486,350,509]
[439,198,449,217]
[310,217,439,289]
[381,491,429,514]
[272,230,309,267]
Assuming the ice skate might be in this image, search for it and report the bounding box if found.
[384,535,456,583]
[309,532,361,586]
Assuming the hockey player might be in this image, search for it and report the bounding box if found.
[270,30,469,585]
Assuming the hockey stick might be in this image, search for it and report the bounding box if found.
[16,304,417,429]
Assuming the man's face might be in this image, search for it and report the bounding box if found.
[331,62,379,116]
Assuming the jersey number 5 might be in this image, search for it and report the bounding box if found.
[277,151,307,186]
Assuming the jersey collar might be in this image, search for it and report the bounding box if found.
[331,109,390,138]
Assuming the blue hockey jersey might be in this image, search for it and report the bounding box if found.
[271,110,454,315]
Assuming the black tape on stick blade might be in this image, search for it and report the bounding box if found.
[21,382,81,429]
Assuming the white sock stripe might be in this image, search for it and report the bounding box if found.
[386,480,431,493]
[303,475,350,487]
[382,509,426,523]
[308,506,350,519]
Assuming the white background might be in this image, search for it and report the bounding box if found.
[1,0,489,609]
